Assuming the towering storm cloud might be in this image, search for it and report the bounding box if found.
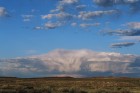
[0,49,139,77]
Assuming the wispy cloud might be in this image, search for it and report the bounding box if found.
[110,42,135,48]
[41,12,74,20]
[126,22,140,29]
[78,10,119,20]
[76,5,87,10]
[104,21,140,36]
[60,0,79,5]
[44,22,62,29]
[105,29,140,36]
[33,26,44,30]
[22,15,34,22]
[80,23,100,28]
[71,22,77,26]
[93,0,140,12]
[120,36,140,41]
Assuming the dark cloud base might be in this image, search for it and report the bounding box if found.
[0,49,139,78]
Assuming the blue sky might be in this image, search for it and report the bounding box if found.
[0,0,140,58]
[0,0,140,77]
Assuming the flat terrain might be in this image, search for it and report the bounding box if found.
[0,77,140,93]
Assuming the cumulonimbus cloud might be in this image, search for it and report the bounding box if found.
[0,49,139,77]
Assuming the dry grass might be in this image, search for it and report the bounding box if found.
[0,77,140,93]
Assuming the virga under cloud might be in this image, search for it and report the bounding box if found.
[0,49,139,77]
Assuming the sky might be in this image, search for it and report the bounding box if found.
[0,0,140,77]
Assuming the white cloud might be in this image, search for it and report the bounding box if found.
[78,10,119,20]
[34,26,44,30]
[22,15,34,19]
[120,36,140,41]
[76,5,87,10]
[0,7,9,17]
[54,0,79,12]
[0,49,139,77]
[22,15,34,22]
[126,22,140,29]
[41,14,54,19]
[45,22,62,29]
[41,12,74,20]
[71,22,77,26]
[60,0,79,5]
[80,23,100,28]
[104,29,140,36]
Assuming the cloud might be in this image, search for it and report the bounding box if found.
[0,7,9,17]
[126,22,140,29]
[104,29,140,36]
[102,22,140,47]
[93,0,140,12]
[120,36,140,41]
[76,5,87,10]
[103,22,140,37]
[44,22,62,29]
[71,22,77,26]
[110,42,135,48]
[93,0,118,7]
[41,12,74,20]
[22,15,34,22]
[55,0,79,12]
[60,0,79,5]
[41,14,54,19]
[33,26,44,30]
[78,10,119,20]
[93,0,139,6]
[80,23,100,28]
[0,49,139,77]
